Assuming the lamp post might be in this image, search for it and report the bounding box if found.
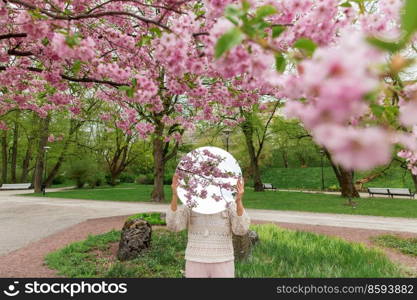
[320,149,325,191]
[42,146,51,195]
[223,128,232,152]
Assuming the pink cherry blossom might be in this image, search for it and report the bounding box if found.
[313,125,392,170]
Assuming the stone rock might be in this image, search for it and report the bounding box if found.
[117,218,152,261]
[232,229,259,261]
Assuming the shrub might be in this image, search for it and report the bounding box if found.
[327,184,340,191]
[135,174,154,185]
[87,172,106,188]
[127,212,166,225]
[164,173,173,185]
[52,174,66,185]
[68,160,94,188]
[119,173,135,183]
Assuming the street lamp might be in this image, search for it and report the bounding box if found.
[223,128,232,152]
[320,149,325,191]
[42,146,51,195]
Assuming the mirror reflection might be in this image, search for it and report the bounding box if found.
[175,146,242,214]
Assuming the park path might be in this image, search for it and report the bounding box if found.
[1,187,417,256]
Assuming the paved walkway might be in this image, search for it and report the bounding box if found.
[2,187,417,255]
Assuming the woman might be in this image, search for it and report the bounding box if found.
[166,173,251,278]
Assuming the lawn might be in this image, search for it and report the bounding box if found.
[45,224,405,278]
[24,183,417,219]
[372,235,417,257]
[261,164,415,191]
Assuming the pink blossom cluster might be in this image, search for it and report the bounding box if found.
[132,74,158,104]
[399,83,417,127]
[97,63,132,82]
[284,30,383,128]
[280,29,397,170]
[313,125,392,170]
[398,150,417,175]
[359,0,403,40]
[272,0,346,48]
[204,0,237,18]
[51,33,96,62]
[135,122,155,139]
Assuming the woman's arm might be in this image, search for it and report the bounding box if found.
[170,173,179,212]
[229,177,251,235]
[166,173,190,232]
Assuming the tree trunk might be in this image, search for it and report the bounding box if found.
[151,133,166,202]
[241,122,264,192]
[297,152,307,168]
[11,120,19,183]
[21,113,37,182]
[339,168,360,198]
[281,150,289,168]
[33,116,51,193]
[1,130,7,183]
[325,149,359,199]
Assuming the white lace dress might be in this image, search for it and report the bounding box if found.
[166,202,251,263]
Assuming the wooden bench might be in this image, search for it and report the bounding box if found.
[263,183,277,191]
[0,183,32,190]
[367,187,415,199]
[388,188,415,199]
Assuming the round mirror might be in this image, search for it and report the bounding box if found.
[175,146,242,214]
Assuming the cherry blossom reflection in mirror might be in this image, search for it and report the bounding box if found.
[175,146,242,214]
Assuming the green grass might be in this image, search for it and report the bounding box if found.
[372,235,417,257]
[24,183,417,219]
[44,224,405,278]
[127,212,166,225]
[261,165,415,191]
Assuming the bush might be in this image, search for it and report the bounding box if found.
[87,172,106,188]
[119,173,135,183]
[52,174,66,185]
[127,212,166,225]
[68,160,94,188]
[135,174,154,185]
[164,173,173,185]
[328,184,340,191]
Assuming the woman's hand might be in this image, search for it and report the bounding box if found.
[235,177,245,216]
[236,177,244,203]
[170,173,179,211]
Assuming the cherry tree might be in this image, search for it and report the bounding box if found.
[208,0,417,198]
[3,0,417,202]
[0,0,264,201]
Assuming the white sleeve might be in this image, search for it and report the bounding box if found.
[166,205,190,232]
[228,201,251,236]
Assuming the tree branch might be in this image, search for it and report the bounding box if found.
[7,0,170,31]
[0,33,27,40]
[0,65,125,87]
